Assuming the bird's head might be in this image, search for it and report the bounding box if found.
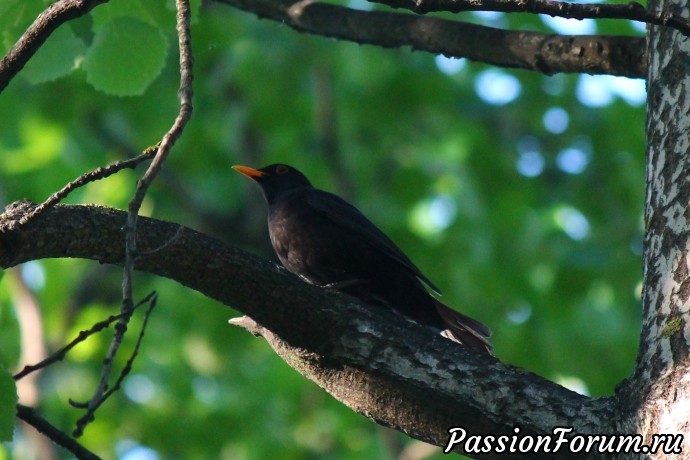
[232,163,313,203]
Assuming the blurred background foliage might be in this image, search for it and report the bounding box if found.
[0,0,646,458]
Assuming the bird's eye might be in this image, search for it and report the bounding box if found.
[276,165,289,175]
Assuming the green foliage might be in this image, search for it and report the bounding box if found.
[21,26,86,84]
[0,1,646,459]
[0,0,45,53]
[0,367,16,442]
[1,0,176,96]
[83,17,169,96]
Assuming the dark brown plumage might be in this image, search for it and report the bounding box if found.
[233,163,493,354]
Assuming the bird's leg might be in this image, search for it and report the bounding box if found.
[320,279,385,306]
[321,279,367,290]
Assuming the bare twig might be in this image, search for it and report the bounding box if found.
[139,225,186,256]
[218,0,646,77]
[16,404,101,460]
[72,293,158,436]
[18,146,157,226]
[373,0,690,37]
[14,289,153,453]
[103,292,157,398]
[0,0,109,94]
[76,0,194,437]
[13,292,156,381]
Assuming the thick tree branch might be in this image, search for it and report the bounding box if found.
[217,0,645,77]
[0,0,648,93]
[0,202,617,458]
[0,0,108,93]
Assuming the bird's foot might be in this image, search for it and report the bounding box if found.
[321,279,367,290]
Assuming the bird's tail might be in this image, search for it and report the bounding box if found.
[434,300,493,355]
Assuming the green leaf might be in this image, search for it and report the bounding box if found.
[21,26,86,84]
[91,0,156,29]
[0,367,16,442]
[0,0,44,55]
[83,17,169,96]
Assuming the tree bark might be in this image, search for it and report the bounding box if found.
[611,0,690,454]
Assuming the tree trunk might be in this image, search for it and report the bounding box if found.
[612,0,690,455]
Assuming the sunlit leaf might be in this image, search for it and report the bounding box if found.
[83,17,169,96]
[21,26,86,84]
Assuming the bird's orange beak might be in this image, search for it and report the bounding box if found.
[232,165,265,179]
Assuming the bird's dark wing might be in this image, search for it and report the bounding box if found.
[305,189,442,294]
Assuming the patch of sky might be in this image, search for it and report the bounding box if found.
[543,107,569,134]
[516,136,544,178]
[435,55,466,75]
[556,137,591,175]
[553,206,590,240]
[577,75,646,108]
[475,69,521,105]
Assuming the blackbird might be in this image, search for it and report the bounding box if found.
[233,163,493,354]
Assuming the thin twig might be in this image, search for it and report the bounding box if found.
[103,292,157,399]
[372,0,690,36]
[72,293,158,435]
[76,0,194,437]
[12,292,156,381]
[0,0,109,94]
[16,404,102,460]
[139,225,185,256]
[18,146,157,226]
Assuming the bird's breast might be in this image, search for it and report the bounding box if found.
[267,197,352,285]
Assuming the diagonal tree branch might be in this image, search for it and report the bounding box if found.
[0,201,619,458]
[0,0,109,93]
[217,0,646,78]
[16,404,101,460]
